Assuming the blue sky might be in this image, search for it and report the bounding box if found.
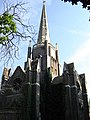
[0,0,90,98]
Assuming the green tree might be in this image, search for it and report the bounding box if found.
[0,12,17,44]
[60,0,90,9]
[0,1,36,65]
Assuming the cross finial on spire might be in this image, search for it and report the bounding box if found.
[43,0,46,4]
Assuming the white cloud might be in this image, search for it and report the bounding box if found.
[68,29,90,38]
[67,39,90,98]
[68,39,90,64]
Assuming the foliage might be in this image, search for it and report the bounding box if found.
[0,12,16,44]
[61,0,90,9]
[0,1,36,65]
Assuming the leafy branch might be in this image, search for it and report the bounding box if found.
[0,1,36,65]
[61,0,90,9]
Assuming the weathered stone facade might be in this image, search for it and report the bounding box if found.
[0,1,89,120]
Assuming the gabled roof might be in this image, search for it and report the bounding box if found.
[8,66,25,84]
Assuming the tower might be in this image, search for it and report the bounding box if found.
[31,1,60,80]
[24,1,61,120]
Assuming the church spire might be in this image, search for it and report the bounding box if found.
[37,1,50,44]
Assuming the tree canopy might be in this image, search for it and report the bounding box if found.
[0,12,16,44]
[0,1,36,65]
[61,0,90,9]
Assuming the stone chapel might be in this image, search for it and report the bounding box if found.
[0,1,89,120]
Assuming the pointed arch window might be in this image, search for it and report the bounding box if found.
[13,78,22,91]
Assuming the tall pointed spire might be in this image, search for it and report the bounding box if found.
[37,1,50,44]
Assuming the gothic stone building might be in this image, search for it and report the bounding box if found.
[0,2,89,120]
